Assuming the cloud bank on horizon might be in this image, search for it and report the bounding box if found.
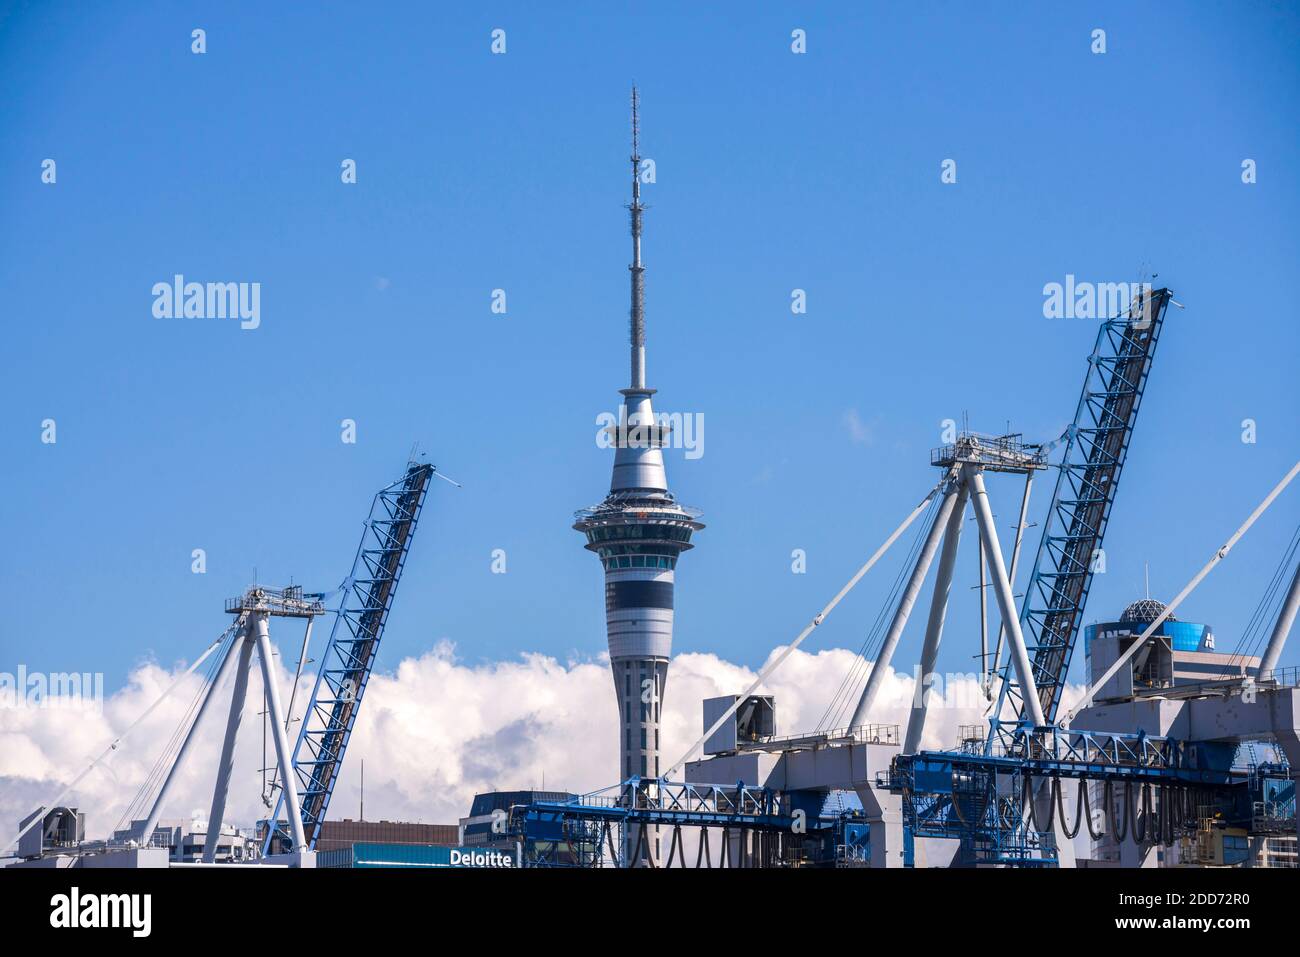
[0,640,1083,844]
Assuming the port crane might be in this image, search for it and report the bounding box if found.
[263,460,435,854]
[886,289,1300,865]
[4,457,439,866]
[991,287,1173,737]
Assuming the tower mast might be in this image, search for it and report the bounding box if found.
[629,86,646,390]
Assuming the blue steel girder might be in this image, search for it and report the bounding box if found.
[995,288,1173,731]
[895,727,1241,791]
[512,778,806,837]
[892,726,1242,864]
[518,802,797,831]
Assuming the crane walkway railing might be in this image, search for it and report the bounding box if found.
[734,723,899,753]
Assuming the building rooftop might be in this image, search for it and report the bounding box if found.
[1119,598,1176,625]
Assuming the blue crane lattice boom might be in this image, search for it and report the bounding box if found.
[994,288,1174,732]
[265,460,435,852]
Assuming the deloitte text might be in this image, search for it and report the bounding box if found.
[449,848,515,868]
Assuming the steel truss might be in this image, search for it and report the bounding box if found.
[265,461,434,852]
[886,725,1244,866]
[511,777,812,868]
[994,288,1173,730]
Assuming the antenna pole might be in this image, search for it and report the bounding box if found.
[629,86,646,390]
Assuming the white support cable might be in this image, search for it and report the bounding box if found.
[430,467,463,488]
[1065,459,1300,725]
[1,625,237,857]
[663,475,948,780]
[115,630,229,833]
[850,477,962,728]
[815,492,939,733]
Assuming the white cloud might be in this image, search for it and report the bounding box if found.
[0,640,1081,846]
[842,408,879,446]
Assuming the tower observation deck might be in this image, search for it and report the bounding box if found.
[573,88,703,866]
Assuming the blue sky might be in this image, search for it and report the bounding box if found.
[2,2,1297,699]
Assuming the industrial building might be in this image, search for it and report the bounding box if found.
[11,807,257,867]
[1084,599,1259,700]
[460,790,595,866]
[313,819,459,854]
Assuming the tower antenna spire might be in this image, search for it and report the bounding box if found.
[628,85,646,390]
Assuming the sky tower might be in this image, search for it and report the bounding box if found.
[573,88,703,865]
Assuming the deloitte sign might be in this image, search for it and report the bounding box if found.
[325,842,520,869]
[449,847,516,869]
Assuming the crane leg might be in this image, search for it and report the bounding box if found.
[904,483,968,753]
[851,475,962,728]
[138,622,246,848]
[1259,557,1300,676]
[253,612,308,852]
[965,465,1046,728]
[203,628,255,862]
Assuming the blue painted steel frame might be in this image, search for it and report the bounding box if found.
[511,777,810,866]
[992,288,1173,733]
[888,725,1244,865]
[263,461,434,852]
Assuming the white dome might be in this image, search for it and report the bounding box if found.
[1119,598,1175,625]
